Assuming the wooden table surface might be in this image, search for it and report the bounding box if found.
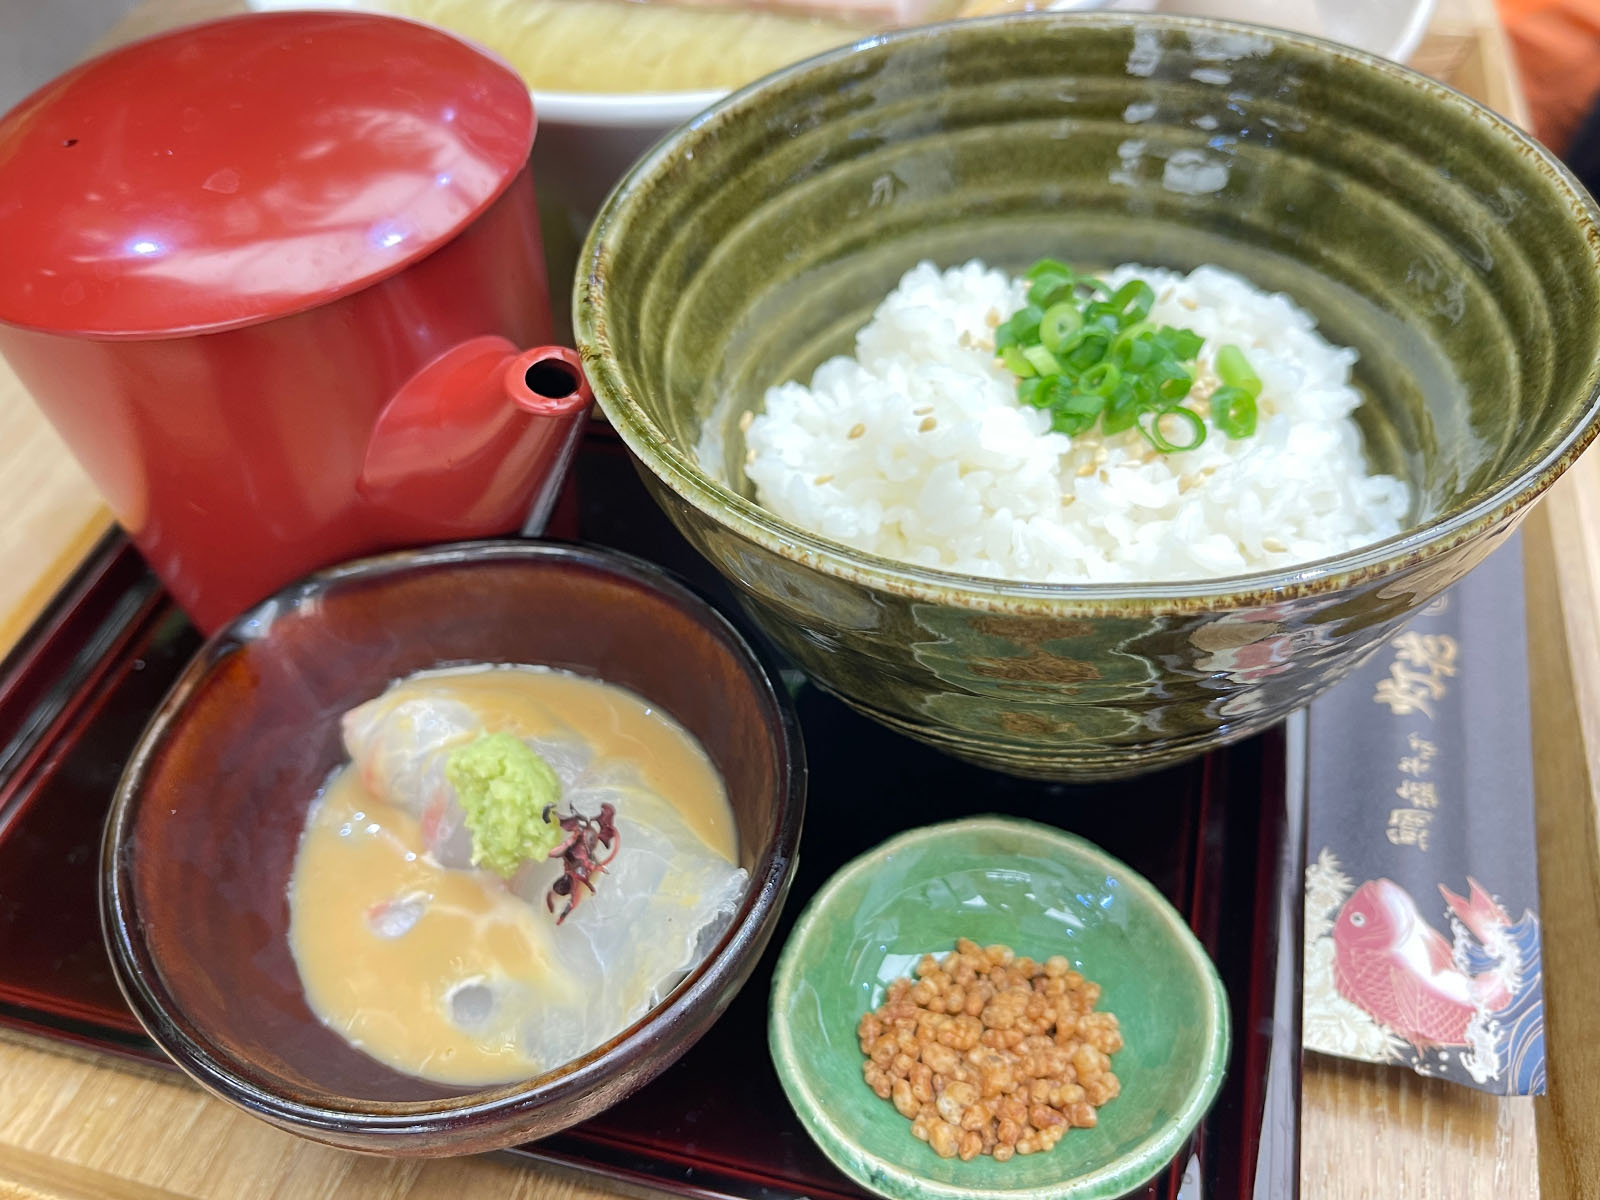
[3,0,1599,1197]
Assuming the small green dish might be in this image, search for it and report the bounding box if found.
[768,816,1228,1200]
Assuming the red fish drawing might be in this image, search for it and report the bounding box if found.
[1332,878,1512,1047]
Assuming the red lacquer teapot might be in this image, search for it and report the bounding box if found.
[0,11,592,633]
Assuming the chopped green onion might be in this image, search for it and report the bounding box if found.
[1001,345,1036,377]
[1079,361,1121,397]
[1124,339,1157,371]
[996,304,1044,350]
[1148,359,1194,403]
[1061,389,1108,418]
[1039,302,1084,353]
[1024,258,1075,282]
[1051,410,1095,435]
[1082,302,1123,334]
[1023,344,1063,377]
[1102,384,1141,435]
[1061,327,1112,371]
[1106,279,1155,326]
[1109,320,1152,366]
[1023,258,1077,307]
[1141,406,1207,453]
[1028,273,1076,308]
[1158,327,1205,361]
[1212,385,1258,438]
[1214,345,1262,397]
[992,259,1263,452]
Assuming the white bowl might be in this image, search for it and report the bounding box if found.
[530,0,1433,291]
[529,90,720,294]
[247,0,1429,329]
[1153,0,1436,63]
[248,0,1114,242]
[528,91,724,336]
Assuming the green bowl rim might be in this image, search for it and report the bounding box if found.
[766,814,1231,1200]
[576,11,1600,616]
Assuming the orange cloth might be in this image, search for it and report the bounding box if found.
[1499,0,1600,151]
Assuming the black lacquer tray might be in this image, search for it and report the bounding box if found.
[0,430,1303,1200]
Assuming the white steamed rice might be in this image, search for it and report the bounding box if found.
[737,260,1411,583]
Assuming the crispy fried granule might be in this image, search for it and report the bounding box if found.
[857,940,1122,1162]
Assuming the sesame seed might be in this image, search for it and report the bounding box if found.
[985,308,1002,328]
[1263,536,1288,552]
[848,422,866,439]
[738,410,754,432]
[913,405,935,416]
[814,474,834,485]
[919,416,937,432]
[1076,462,1096,477]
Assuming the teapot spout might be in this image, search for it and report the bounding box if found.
[512,346,590,415]
[358,335,594,539]
[505,345,592,534]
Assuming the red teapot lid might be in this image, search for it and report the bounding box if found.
[0,12,534,339]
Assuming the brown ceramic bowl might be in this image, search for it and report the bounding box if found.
[99,540,805,1155]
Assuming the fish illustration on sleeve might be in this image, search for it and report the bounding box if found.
[1331,877,1514,1048]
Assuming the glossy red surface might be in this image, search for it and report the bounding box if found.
[0,172,581,634]
[0,12,581,636]
[0,12,534,337]
[0,109,587,634]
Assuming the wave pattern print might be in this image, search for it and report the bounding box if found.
[1453,910,1545,1094]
